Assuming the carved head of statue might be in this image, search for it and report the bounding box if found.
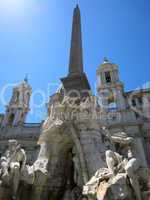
[8,139,18,152]
[127,148,134,159]
[105,150,116,160]
[0,156,7,169]
[0,156,7,164]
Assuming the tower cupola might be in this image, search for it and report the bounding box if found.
[97,58,126,111]
[2,78,32,127]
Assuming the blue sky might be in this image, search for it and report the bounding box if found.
[0,0,150,122]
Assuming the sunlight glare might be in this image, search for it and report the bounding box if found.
[0,0,26,17]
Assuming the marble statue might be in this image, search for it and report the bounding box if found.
[102,127,134,157]
[0,98,149,200]
[0,139,50,199]
[125,157,141,200]
[83,145,150,200]
[105,150,124,174]
[0,139,26,198]
[105,150,142,200]
[106,130,143,200]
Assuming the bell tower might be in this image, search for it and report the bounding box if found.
[97,58,126,111]
[2,78,32,127]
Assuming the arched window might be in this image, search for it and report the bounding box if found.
[108,95,117,111]
[25,92,30,106]
[8,113,15,126]
[20,112,25,123]
[15,91,20,103]
[108,102,117,111]
[105,71,111,83]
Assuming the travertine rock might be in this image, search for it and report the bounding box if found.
[83,147,150,200]
[0,95,150,200]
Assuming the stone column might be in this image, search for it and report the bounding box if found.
[134,137,148,167]
[143,96,150,118]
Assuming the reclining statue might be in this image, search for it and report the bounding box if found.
[105,150,142,200]
[85,147,150,200]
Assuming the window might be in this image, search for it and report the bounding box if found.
[135,112,140,119]
[137,97,143,105]
[108,102,117,111]
[26,92,30,105]
[108,95,117,111]
[15,91,20,103]
[132,99,136,107]
[8,113,15,126]
[105,71,111,83]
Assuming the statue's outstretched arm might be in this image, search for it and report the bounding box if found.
[111,136,134,145]
[21,149,26,171]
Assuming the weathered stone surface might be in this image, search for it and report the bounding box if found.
[0,92,150,200]
[83,146,150,200]
[0,4,150,200]
[0,185,11,200]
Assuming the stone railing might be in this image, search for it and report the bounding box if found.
[0,123,41,139]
